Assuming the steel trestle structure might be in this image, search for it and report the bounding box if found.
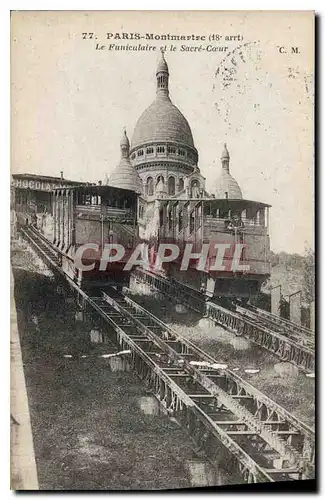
[18,227,315,484]
[132,269,315,373]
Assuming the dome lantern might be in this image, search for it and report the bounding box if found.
[214,144,242,199]
[221,143,230,173]
[156,48,169,98]
[120,128,130,158]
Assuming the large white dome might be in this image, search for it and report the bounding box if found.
[130,51,197,161]
[131,94,195,150]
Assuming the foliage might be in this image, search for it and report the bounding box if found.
[303,247,315,303]
[270,248,315,305]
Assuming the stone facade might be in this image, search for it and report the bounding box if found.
[107,50,243,209]
[106,50,248,243]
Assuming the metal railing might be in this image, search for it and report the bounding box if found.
[133,269,315,373]
[204,216,266,228]
[76,204,135,219]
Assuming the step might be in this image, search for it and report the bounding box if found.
[231,395,253,400]
[263,468,301,475]
[227,431,257,436]
[273,430,300,436]
[187,394,216,399]
[213,420,246,426]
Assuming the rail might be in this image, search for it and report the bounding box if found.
[132,269,315,373]
[204,216,267,228]
[122,290,315,446]
[242,304,314,339]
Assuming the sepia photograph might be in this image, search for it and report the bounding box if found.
[10,10,315,491]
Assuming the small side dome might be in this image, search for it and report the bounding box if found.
[108,130,143,194]
[214,143,242,199]
[214,171,243,199]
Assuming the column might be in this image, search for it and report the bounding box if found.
[271,285,281,316]
[310,300,315,331]
[53,191,57,243]
[56,191,60,244]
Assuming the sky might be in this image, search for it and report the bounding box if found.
[11,11,314,254]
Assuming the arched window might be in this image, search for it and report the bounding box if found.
[179,178,184,192]
[156,175,164,186]
[146,177,154,196]
[168,176,175,195]
[191,179,200,198]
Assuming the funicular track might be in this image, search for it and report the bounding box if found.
[235,304,314,349]
[18,227,315,484]
[132,269,315,373]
